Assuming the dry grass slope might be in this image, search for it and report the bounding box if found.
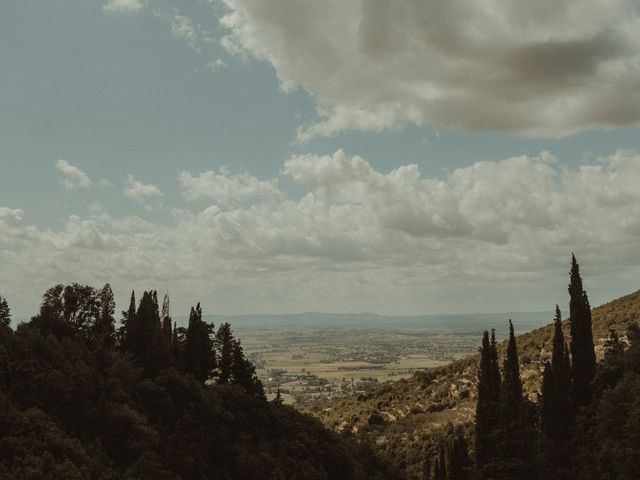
[307,289,640,479]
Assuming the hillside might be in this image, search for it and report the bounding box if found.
[307,289,640,479]
[0,287,396,480]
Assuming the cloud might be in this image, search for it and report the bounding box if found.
[179,168,282,203]
[4,149,640,316]
[102,0,146,14]
[168,15,198,49]
[219,0,640,140]
[205,59,227,72]
[55,160,92,190]
[123,174,163,209]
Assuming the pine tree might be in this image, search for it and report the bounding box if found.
[568,254,596,408]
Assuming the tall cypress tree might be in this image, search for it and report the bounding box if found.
[185,303,216,384]
[541,305,572,442]
[502,320,522,421]
[447,431,472,480]
[475,330,500,475]
[216,322,234,384]
[568,254,596,408]
[540,306,576,480]
[119,290,136,349]
[95,283,115,344]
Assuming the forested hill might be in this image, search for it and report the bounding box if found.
[0,286,393,480]
[308,288,640,478]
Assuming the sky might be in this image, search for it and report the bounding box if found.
[1,0,640,319]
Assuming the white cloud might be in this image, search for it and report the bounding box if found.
[179,168,282,203]
[169,15,198,49]
[102,0,146,14]
[4,149,640,316]
[219,0,640,140]
[123,174,163,209]
[206,59,227,72]
[55,159,92,190]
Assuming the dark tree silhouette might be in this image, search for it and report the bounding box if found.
[568,254,596,408]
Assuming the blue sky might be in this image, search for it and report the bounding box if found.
[1,0,640,318]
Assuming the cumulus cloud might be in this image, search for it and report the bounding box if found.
[4,149,640,316]
[179,168,282,203]
[102,0,146,14]
[219,0,640,140]
[123,174,163,209]
[56,160,92,190]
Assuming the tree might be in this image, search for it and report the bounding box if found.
[501,320,522,422]
[119,290,136,349]
[231,339,265,400]
[475,330,501,476]
[0,294,10,329]
[541,305,572,443]
[433,443,446,480]
[446,431,472,480]
[95,283,115,344]
[568,254,596,408]
[184,303,215,384]
[216,322,234,384]
[497,321,537,480]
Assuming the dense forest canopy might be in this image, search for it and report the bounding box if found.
[0,285,390,479]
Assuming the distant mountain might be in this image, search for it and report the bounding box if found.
[307,289,640,479]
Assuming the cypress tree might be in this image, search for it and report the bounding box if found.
[0,294,10,329]
[161,293,172,351]
[120,290,136,349]
[502,320,522,421]
[95,283,115,344]
[568,254,596,408]
[541,305,572,442]
[447,431,472,480]
[216,322,234,384]
[475,330,500,475]
[436,444,446,480]
[185,303,215,384]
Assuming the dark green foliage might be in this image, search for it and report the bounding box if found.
[95,283,116,345]
[570,321,640,480]
[446,430,472,480]
[231,339,266,400]
[568,254,596,408]
[543,306,572,440]
[474,330,500,474]
[184,303,215,384]
[0,294,10,328]
[216,322,234,385]
[501,320,522,422]
[0,284,387,480]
